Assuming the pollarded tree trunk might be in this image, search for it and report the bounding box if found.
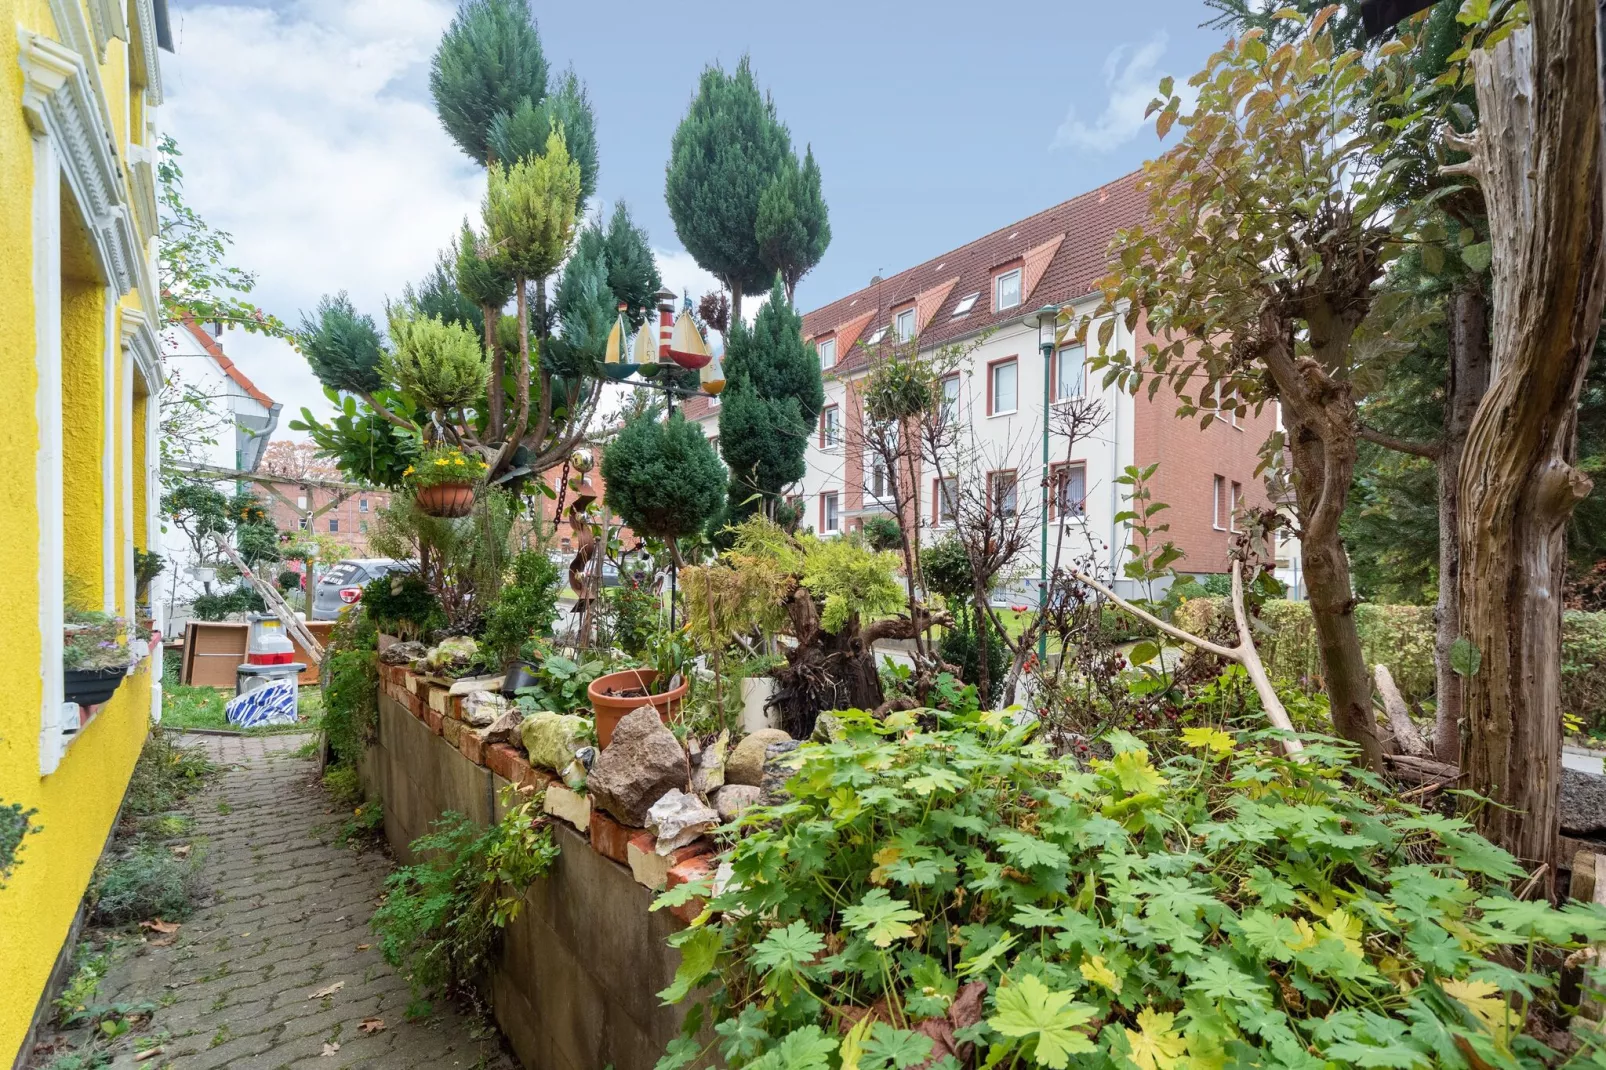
[483,301,504,440]
[1264,336,1384,771]
[1432,284,1491,762]
[1455,2,1606,876]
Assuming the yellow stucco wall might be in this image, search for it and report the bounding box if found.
[0,4,160,1063]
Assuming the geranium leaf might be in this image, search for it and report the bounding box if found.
[988,974,1097,1069]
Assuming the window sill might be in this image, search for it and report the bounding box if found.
[988,408,1018,420]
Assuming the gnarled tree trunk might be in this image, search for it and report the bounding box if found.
[1455,3,1606,876]
[1264,334,1384,771]
[1432,284,1491,761]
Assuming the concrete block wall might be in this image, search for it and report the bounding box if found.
[363,666,711,1070]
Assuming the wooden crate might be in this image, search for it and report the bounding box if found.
[180,620,332,688]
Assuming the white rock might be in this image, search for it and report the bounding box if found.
[647,788,720,855]
[461,689,512,727]
[449,673,504,696]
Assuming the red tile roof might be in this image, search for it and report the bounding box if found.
[179,315,276,408]
[807,170,1146,374]
[679,169,1148,417]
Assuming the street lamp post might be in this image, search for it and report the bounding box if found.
[1029,305,1061,663]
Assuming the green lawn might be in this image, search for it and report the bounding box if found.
[162,677,324,735]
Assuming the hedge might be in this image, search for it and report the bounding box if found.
[1173,598,1606,725]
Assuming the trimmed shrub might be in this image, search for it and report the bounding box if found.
[1175,598,1606,725]
[480,549,562,666]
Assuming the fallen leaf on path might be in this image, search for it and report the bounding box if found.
[170,844,191,858]
[356,944,371,951]
[134,1047,164,1062]
[359,1018,385,1035]
[140,919,179,934]
[309,981,345,999]
[321,1042,340,1056]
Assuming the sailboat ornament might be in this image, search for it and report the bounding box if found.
[598,294,721,394]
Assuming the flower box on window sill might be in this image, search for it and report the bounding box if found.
[64,666,128,707]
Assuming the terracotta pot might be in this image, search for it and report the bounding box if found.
[588,668,688,748]
[416,482,476,518]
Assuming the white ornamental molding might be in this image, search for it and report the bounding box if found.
[119,306,163,393]
[86,0,129,56]
[130,0,164,104]
[127,141,158,242]
[18,29,147,305]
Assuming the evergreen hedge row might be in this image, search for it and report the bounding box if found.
[1174,598,1606,726]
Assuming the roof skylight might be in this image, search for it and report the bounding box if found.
[951,292,980,317]
[865,327,888,345]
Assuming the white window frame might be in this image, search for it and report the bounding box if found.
[895,307,915,342]
[991,470,1019,518]
[1051,462,1088,522]
[934,476,957,527]
[818,337,836,368]
[820,404,841,450]
[940,373,961,426]
[990,359,1018,417]
[994,268,1022,312]
[1213,475,1227,531]
[951,292,980,318]
[1230,481,1242,533]
[821,492,840,534]
[1054,344,1086,402]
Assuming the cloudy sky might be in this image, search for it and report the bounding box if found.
[162,0,1223,437]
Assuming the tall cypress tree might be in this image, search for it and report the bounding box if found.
[756,145,830,303]
[486,67,598,202]
[602,201,662,327]
[717,276,824,519]
[403,245,483,336]
[429,0,548,165]
[665,56,792,324]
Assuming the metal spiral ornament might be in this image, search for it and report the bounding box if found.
[566,449,598,616]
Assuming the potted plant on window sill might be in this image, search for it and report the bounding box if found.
[587,628,691,748]
[63,608,137,707]
[405,444,486,518]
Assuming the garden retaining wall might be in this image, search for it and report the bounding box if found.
[362,666,710,1070]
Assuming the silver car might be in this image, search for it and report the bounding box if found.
[310,558,413,620]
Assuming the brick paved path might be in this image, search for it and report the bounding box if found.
[101,733,516,1070]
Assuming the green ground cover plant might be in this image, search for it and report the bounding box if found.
[655,709,1606,1070]
[370,790,559,998]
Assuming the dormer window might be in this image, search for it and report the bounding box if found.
[951,292,980,318]
[994,268,1022,311]
[894,307,915,342]
[818,337,836,368]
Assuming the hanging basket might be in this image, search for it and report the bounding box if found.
[416,482,476,518]
[64,666,128,707]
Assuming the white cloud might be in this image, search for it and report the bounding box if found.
[1051,33,1189,152]
[163,0,476,435]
